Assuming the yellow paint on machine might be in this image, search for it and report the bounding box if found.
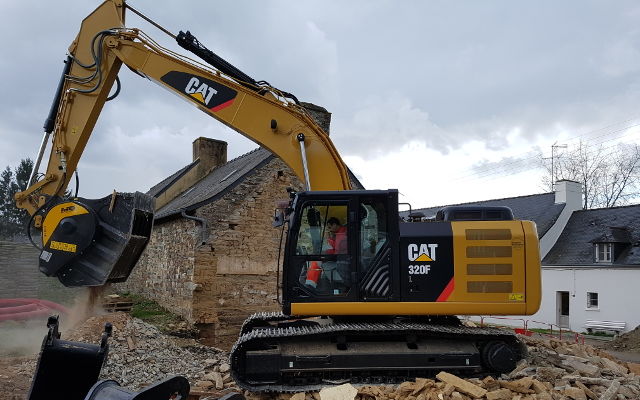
[49,240,77,253]
[291,302,529,316]
[42,202,89,245]
[291,220,542,317]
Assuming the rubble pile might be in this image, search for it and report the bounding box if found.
[248,335,640,400]
[8,313,640,399]
[607,325,640,353]
[13,312,241,394]
[93,313,239,392]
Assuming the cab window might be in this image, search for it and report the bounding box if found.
[294,202,350,296]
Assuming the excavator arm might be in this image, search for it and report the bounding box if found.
[16,0,350,286]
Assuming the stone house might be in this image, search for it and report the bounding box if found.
[405,180,640,334]
[119,111,362,346]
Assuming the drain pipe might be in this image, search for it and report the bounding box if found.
[181,210,208,244]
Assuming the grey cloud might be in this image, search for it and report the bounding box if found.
[4,0,640,198]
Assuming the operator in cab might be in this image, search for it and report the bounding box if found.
[325,217,347,254]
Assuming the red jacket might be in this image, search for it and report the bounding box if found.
[327,226,347,254]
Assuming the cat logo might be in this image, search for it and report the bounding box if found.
[185,77,217,106]
[407,243,438,262]
[160,71,237,112]
[407,243,438,275]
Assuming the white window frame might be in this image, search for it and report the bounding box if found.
[586,292,599,309]
[595,243,612,263]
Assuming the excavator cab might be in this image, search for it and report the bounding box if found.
[283,190,398,309]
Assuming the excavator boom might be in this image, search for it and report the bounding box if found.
[17,0,350,286]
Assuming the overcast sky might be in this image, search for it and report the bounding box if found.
[2,1,640,208]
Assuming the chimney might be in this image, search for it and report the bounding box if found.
[193,137,227,173]
[554,179,582,211]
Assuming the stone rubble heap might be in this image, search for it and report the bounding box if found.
[12,313,640,400]
[248,335,640,400]
[98,316,240,392]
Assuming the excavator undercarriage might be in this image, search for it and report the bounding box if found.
[230,312,526,392]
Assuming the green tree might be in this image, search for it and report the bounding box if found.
[0,158,33,239]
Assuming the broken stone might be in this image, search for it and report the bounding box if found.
[194,380,213,389]
[397,381,416,396]
[599,379,621,400]
[573,381,597,400]
[212,371,224,390]
[486,388,513,400]
[319,383,358,400]
[436,372,487,399]
[617,385,635,398]
[499,377,535,394]
[443,384,455,396]
[411,378,434,395]
[482,376,501,392]
[536,367,566,383]
[450,392,464,400]
[508,359,530,379]
[600,357,628,375]
[561,359,600,377]
[531,379,548,394]
[563,387,587,400]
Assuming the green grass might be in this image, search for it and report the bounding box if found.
[529,328,553,334]
[122,293,183,331]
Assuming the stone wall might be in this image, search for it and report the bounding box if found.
[117,218,199,321]
[119,158,302,347]
[193,158,302,346]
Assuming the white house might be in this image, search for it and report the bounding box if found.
[405,180,640,334]
[536,201,640,333]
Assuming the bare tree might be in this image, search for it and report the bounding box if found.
[541,141,640,209]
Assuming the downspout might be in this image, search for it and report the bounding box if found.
[181,210,208,245]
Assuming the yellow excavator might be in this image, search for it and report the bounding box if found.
[17,0,542,393]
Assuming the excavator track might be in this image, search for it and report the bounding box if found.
[230,316,526,392]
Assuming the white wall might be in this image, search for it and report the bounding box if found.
[527,267,640,333]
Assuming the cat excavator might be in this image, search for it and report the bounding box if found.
[17,0,542,393]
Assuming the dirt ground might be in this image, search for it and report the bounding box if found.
[0,357,33,400]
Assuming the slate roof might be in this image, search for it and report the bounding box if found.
[400,192,565,236]
[154,148,274,220]
[147,160,198,198]
[543,204,640,266]
[151,147,365,221]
